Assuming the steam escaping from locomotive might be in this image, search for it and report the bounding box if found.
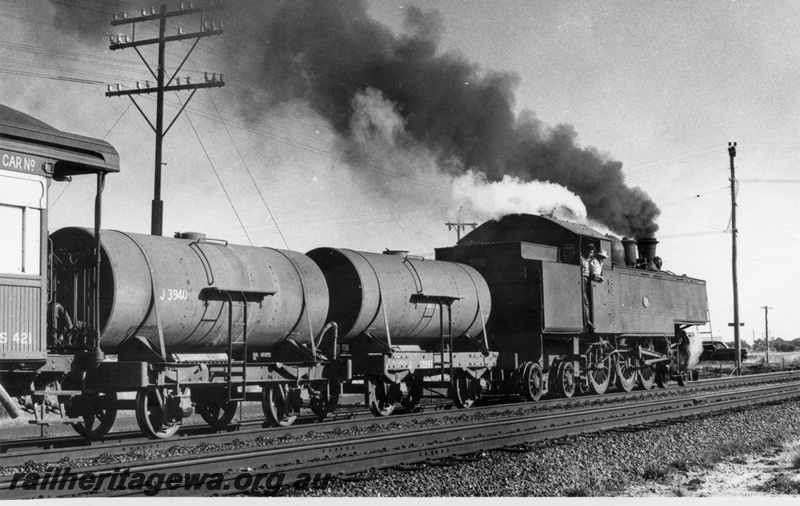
[451,170,587,222]
[345,87,589,224]
[43,0,661,238]
[687,333,704,369]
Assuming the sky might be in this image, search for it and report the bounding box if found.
[2,0,799,344]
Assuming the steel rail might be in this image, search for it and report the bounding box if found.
[2,379,799,498]
[2,370,798,468]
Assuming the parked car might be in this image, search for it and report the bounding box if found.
[700,341,748,362]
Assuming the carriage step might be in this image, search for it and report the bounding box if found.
[28,390,83,396]
[29,418,82,425]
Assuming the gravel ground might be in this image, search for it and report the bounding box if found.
[296,399,800,497]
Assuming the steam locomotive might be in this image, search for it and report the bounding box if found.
[0,105,708,440]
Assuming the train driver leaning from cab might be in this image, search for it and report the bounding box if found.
[590,249,607,282]
[582,246,607,331]
[581,244,595,331]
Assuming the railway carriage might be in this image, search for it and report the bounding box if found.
[0,104,118,426]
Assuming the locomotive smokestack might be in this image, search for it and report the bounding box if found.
[621,237,637,267]
[636,237,659,270]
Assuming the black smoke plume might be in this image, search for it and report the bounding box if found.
[50,0,660,237]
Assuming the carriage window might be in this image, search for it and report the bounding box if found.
[0,172,44,276]
[0,205,24,274]
[0,205,41,276]
[24,209,42,275]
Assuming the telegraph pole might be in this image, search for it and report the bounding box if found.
[106,2,225,236]
[445,220,478,242]
[728,142,741,375]
[761,305,772,364]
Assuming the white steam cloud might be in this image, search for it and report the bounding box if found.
[338,88,591,251]
[687,332,704,369]
[450,170,587,223]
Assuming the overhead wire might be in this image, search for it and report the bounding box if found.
[51,101,133,208]
[174,25,292,249]
[10,1,790,242]
[177,93,255,246]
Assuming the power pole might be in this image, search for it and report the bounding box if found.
[106,2,225,236]
[445,221,477,242]
[445,219,477,242]
[761,305,772,364]
[728,142,741,375]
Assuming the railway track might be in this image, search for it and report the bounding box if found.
[1,371,798,469]
[2,371,800,498]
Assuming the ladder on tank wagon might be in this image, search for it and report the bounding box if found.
[201,288,274,402]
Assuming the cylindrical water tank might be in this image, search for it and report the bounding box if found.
[50,228,329,353]
[306,248,491,344]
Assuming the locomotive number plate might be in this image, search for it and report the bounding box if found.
[469,256,488,269]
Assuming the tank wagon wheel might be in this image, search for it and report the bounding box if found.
[400,381,424,412]
[637,365,656,390]
[452,370,481,409]
[586,350,612,396]
[135,388,180,439]
[310,381,340,420]
[365,376,398,417]
[614,354,637,392]
[553,360,577,399]
[263,384,299,427]
[68,392,118,441]
[195,395,238,429]
[520,362,544,402]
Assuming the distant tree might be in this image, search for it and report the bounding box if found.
[725,341,751,350]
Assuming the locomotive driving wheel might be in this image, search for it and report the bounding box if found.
[615,354,637,392]
[638,365,656,390]
[452,370,481,409]
[586,349,612,395]
[263,384,299,427]
[365,376,399,416]
[553,359,576,398]
[135,388,180,439]
[68,392,118,441]
[520,362,544,401]
[195,393,238,428]
[655,363,671,389]
[310,381,340,420]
